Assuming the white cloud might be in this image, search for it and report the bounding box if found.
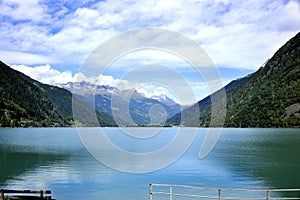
[10,64,132,89]
[1,0,50,22]
[110,49,188,69]
[185,0,300,70]
[1,0,299,73]
[73,72,130,88]
[11,64,74,85]
[136,81,217,105]
[0,50,57,65]
[277,0,300,31]
[137,85,170,98]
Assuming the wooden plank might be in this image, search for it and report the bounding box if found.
[1,190,51,194]
[2,196,47,200]
[0,189,52,200]
[1,195,52,200]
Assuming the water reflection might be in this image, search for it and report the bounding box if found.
[208,128,300,196]
[0,128,299,200]
[0,148,69,184]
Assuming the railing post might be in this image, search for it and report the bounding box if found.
[170,185,173,200]
[149,184,153,200]
[218,188,222,200]
[1,189,5,200]
[266,190,270,200]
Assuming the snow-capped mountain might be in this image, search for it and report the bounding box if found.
[56,81,180,106]
[151,94,178,106]
[55,81,181,125]
[55,81,116,95]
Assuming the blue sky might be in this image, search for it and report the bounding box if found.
[1,0,300,104]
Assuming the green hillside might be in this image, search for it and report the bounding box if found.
[168,32,300,127]
[0,61,117,127]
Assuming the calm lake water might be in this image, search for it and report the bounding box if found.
[0,128,299,200]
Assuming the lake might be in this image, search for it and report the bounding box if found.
[0,128,299,200]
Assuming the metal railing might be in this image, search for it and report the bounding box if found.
[149,183,300,200]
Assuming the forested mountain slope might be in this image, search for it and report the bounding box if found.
[0,61,117,127]
[168,32,300,127]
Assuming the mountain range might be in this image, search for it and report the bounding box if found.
[0,31,299,127]
[0,65,180,127]
[57,81,181,126]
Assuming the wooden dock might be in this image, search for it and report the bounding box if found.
[0,189,54,200]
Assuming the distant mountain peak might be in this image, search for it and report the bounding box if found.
[55,81,116,95]
[57,81,180,106]
[150,93,178,106]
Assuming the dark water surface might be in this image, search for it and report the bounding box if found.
[0,128,299,199]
